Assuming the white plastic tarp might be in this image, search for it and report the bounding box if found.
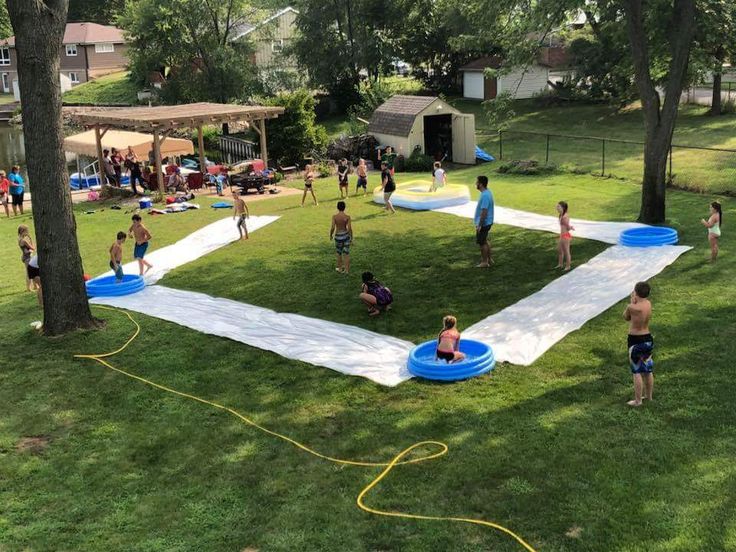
[434,202,648,244]
[463,245,691,365]
[95,216,279,285]
[92,286,415,387]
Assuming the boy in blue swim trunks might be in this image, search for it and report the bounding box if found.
[128,214,153,276]
[330,201,352,274]
[109,231,127,282]
[624,281,654,407]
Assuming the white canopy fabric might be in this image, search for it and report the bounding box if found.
[64,129,194,158]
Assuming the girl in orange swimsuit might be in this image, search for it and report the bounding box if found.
[556,201,575,271]
[436,315,466,363]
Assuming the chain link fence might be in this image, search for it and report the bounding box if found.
[477,130,736,194]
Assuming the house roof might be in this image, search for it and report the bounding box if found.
[368,95,441,137]
[1,22,124,47]
[232,6,299,41]
[459,56,503,72]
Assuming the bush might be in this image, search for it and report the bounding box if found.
[721,99,736,115]
[403,147,434,172]
[496,160,558,176]
[316,161,331,178]
[264,89,329,166]
[394,154,406,173]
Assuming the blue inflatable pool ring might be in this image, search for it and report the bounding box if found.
[619,226,678,247]
[86,274,146,298]
[408,339,495,381]
[211,201,233,209]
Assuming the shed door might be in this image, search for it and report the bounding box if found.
[484,77,497,100]
[463,72,484,100]
[452,114,476,165]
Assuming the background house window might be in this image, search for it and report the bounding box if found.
[94,43,115,54]
[271,39,284,53]
[0,47,10,66]
[66,44,78,56]
[69,72,79,84]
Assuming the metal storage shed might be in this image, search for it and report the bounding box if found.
[367,95,476,165]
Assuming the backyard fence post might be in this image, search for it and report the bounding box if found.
[545,134,550,165]
[498,130,503,160]
[601,139,606,176]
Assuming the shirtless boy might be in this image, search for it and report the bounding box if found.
[128,214,153,275]
[233,191,250,240]
[623,281,654,407]
[330,201,353,274]
[110,231,126,282]
[355,159,368,196]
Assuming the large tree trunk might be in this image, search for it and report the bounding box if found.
[7,0,99,335]
[624,0,696,223]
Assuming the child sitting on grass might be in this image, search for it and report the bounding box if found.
[359,271,393,316]
[109,231,126,282]
[436,315,466,363]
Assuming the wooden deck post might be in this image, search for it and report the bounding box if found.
[258,118,268,167]
[153,128,164,192]
[94,124,106,186]
[197,124,206,173]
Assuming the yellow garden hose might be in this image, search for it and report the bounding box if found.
[74,306,537,552]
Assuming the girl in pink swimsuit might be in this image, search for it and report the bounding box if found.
[556,201,575,271]
[436,315,466,363]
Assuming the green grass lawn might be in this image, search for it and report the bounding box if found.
[2,172,736,551]
[454,99,736,194]
[62,71,140,106]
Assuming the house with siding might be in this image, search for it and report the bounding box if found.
[460,47,570,101]
[0,22,128,93]
[232,7,299,70]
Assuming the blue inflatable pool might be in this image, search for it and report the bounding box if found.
[408,339,495,381]
[619,226,678,247]
[86,274,145,298]
[69,173,131,190]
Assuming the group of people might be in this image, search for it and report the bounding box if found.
[108,214,154,282]
[102,145,197,196]
[0,166,26,217]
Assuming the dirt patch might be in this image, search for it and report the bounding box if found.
[16,435,51,455]
[565,525,583,539]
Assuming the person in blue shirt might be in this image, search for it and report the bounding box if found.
[474,175,494,267]
[8,165,25,216]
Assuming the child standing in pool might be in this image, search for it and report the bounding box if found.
[556,201,575,271]
[128,214,153,276]
[701,201,722,262]
[301,164,318,206]
[436,315,466,363]
[359,271,393,316]
[109,231,127,282]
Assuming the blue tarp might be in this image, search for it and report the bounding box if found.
[475,146,496,162]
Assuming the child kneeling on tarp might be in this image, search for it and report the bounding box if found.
[359,271,392,317]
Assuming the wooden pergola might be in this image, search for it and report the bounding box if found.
[68,102,285,192]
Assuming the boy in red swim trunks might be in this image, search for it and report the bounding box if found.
[624,281,654,407]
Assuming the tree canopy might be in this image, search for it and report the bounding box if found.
[68,0,125,24]
[118,0,262,103]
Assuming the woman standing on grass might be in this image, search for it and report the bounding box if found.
[301,164,318,206]
[18,224,36,291]
[555,201,575,271]
[701,201,722,262]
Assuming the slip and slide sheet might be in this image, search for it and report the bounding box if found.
[92,205,690,386]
